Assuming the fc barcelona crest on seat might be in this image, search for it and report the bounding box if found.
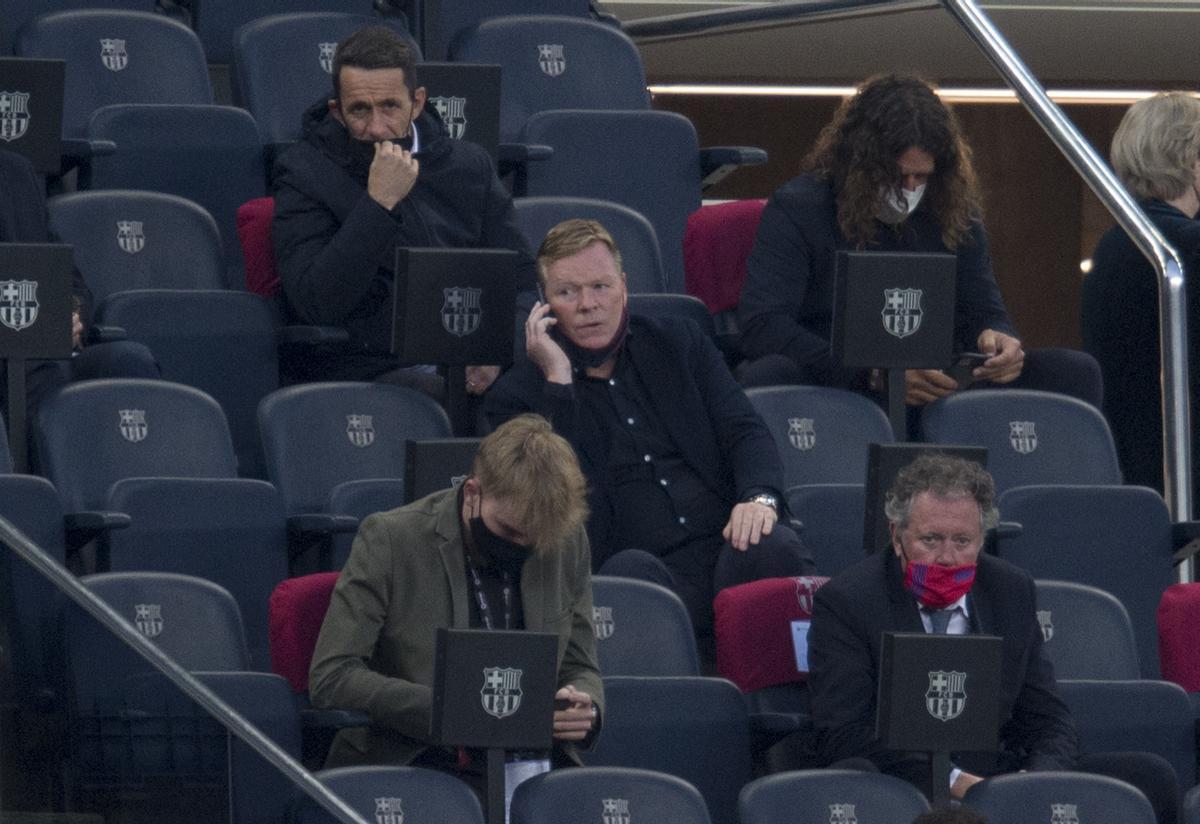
[480,666,522,718]
[0,280,38,331]
[431,96,468,140]
[537,44,565,77]
[0,91,31,142]
[346,414,375,448]
[318,42,336,74]
[788,417,815,450]
[442,286,482,337]
[882,288,923,339]
[100,38,128,72]
[134,603,163,638]
[119,409,148,443]
[1009,420,1038,454]
[374,797,403,824]
[117,220,145,254]
[925,669,967,721]
[602,798,630,824]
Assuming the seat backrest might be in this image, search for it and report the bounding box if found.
[33,378,238,513]
[106,478,289,671]
[268,572,340,693]
[232,12,420,145]
[424,0,590,59]
[747,386,894,488]
[1,0,156,54]
[684,199,767,315]
[190,0,379,64]
[1057,679,1195,788]
[997,485,1173,679]
[450,15,648,143]
[1158,583,1200,692]
[513,767,710,824]
[964,770,1156,824]
[292,765,484,824]
[521,110,701,293]
[48,190,226,303]
[513,196,667,293]
[628,294,716,339]
[327,478,407,569]
[0,411,11,473]
[16,10,211,138]
[584,676,751,824]
[739,769,929,824]
[1035,580,1141,680]
[590,576,699,676]
[258,382,451,515]
[919,389,1121,492]
[237,196,279,297]
[95,289,280,478]
[786,484,868,575]
[87,103,267,285]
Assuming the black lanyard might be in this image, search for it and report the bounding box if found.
[464,553,515,631]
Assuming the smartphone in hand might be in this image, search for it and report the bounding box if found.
[946,351,990,388]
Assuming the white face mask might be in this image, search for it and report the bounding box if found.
[878,183,926,224]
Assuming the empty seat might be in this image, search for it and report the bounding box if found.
[1158,583,1200,692]
[919,389,1121,492]
[590,576,699,676]
[48,191,226,304]
[327,479,406,569]
[290,765,485,824]
[965,771,1155,824]
[1035,580,1141,680]
[739,769,929,824]
[513,767,710,824]
[628,294,716,339]
[746,386,894,488]
[423,0,590,60]
[786,484,868,575]
[190,0,380,65]
[1,0,158,54]
[16,10,211,138]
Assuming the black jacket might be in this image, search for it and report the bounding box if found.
[271,101,535,380]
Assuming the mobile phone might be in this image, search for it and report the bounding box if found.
[946,351,990,387]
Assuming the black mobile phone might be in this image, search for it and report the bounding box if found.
[946,351,990,387]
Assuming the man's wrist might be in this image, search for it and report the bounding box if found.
[746,493,778,513]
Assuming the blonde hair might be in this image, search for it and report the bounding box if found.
[1111,93,1200,201]
[472,414,589,551]
[536,219,623,286]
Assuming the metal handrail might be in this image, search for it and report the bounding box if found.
[0,515,370,824]
[623,0,938,42]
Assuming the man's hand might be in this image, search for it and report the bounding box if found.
[721,501,778,552]
[465,365,500,396]
[552,684,595,742]
[367,141,419,211]
[904,368,958,406]
[526,301,572,385]
[973,329,1025,384]
[951,770,984,799]
[71,310,83,350]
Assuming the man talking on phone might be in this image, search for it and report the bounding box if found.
[272,26,535,396]
[485,220,814,655]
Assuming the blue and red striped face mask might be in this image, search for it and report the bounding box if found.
[903,561,976,609]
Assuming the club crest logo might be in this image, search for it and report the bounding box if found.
[795,577,821,614]
[346,414,375,448]
[787,417,815,450]
[537,44,566,77]
[882,288,923,339]
[481,667,522,719]
[318,42,337,74]
[100,39,128,72]
[430,95,467,140]
[134,603,163,638]
[1037,609,1054,642]
[119,409,148,443]
[602,798,630,824]
[592,605,615,640]
[117,220,145,254]
[0,280,38,331]
[926,670,967,722]
[0,91,31,142]
[1051,803,1079,824]
[442,286,482,337]
[374,797,403,824]
[450,473,469,487]
[1009,420,1038,454]
[829,803,858,824]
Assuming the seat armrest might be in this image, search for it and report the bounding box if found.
[699,145,768,188]
[278,325,351,347]
[300,707,370,730]
[1172,521,1200,563]
[286,513,361,538]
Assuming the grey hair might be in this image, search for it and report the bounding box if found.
[884,453,999,532]
[1110,92,1200,202]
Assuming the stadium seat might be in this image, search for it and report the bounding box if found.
[86,103,267,286]
[95,289,280,478]
[513,196,667,293]
[584,675,751,824]
[590,576,700,676]
[268,572,338,696]
[739,769,929,824]
[189,0,382,65]
[0,411,10,472]
[785,484,869,575]
[919,389,1122,492]
[326,479,406,569]
[684,199,767,316]
[449,15,649,144]
[746,386,894,488]
[15,10,211,138]
[1035,580,1141,680]
[290,765,485,824]
[964,771,1156,824]
[996,485,1174,678]
[48,191,226,304]
[628,294,717,339]
[513,767,711,824]
[104,477,289,671]
[1158,583,1200,692]
[1,0,158,54]
[232,12,420,151]
[423,0,590,60]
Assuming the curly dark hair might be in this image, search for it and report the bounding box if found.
[804,74,983,249]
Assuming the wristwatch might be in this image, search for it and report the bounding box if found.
[747,493,778,512]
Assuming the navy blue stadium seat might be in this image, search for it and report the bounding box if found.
[325,478,407,568]
[424,0,590,60]
[0,411,10,472]
[449,15,649,144]
[289,765,485,824]
[48,191,226,304]
[189,0,382,65]
[739,770,929,824]
[746,386,894,488]
[513,196,667,293]
[786,484,868,575]
[628,294,717,339]
[15,10,211,138]
[513,767,711,824]
[1035,580,1141,680]
[95,289,280,478]
[1,0,158,54]
[964,770,1156,824]
[590,576,700,676]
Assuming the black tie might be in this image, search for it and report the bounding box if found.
[925,606,956,634]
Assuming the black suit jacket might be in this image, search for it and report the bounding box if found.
[0,150,49,244]
[808,549,1078,791]
[483,315,786,567]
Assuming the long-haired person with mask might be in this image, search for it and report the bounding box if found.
[308,414,601,791]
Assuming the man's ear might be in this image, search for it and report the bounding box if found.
[328,98,344,126]
[411,86,427,119]
[890,522,903,558]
